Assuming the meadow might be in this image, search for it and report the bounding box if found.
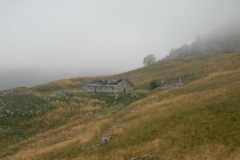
[0,54,240,160]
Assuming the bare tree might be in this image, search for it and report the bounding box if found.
[143,54,156,66]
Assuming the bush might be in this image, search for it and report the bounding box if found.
[149,80,158,89]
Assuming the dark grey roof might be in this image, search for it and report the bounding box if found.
[107,79,123,85]
[91,79,108,85]
[90,79,124,85]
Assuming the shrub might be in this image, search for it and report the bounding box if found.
[149,80,158,89]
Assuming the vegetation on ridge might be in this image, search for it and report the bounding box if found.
[166,23,240,58]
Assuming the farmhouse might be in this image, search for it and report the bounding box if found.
[82,79,134,93]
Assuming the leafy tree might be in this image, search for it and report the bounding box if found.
[143,54,156,66]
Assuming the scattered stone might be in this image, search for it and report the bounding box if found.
[115,94,119,99]
[43,97,50,101]
[0,127,11,133]
[91,144,100,150]
[100,135,114,145]
[131,94,140,98]
[109,126,117,131]
[160,77,183,90]
[91,135,114,150]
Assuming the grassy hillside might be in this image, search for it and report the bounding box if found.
[1,54,240,160]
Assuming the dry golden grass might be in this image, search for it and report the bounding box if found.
[6,117,110,160]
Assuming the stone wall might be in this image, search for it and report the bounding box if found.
[82,79,134,93]
[116,79,134,92]
[159,78,183,90]
[82,85,118,93]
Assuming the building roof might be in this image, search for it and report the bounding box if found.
[90,79,123,85]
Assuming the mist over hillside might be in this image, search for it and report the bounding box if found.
[0,67,123,90]
[166,21,240,58]
[2,19,239,90]
[0,70,48,90]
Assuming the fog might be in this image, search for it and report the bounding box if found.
[1,0,240,89]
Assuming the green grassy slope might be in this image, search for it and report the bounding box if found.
[1,54,240,160]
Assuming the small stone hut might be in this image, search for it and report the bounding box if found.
[82,79,134,93]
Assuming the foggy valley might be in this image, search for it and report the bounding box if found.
[0,67,127,90]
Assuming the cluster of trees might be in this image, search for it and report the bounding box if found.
[166,23,240,58]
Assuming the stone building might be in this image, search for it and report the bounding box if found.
[82,79,134,93]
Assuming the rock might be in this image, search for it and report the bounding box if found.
[0,127,11,133]
[91,143,100,150]
[100,135,114,145]
[109,126,117,130]
[115,94,119,99]
[131,94,140,98]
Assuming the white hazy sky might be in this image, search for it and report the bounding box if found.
[1,0,240,76]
